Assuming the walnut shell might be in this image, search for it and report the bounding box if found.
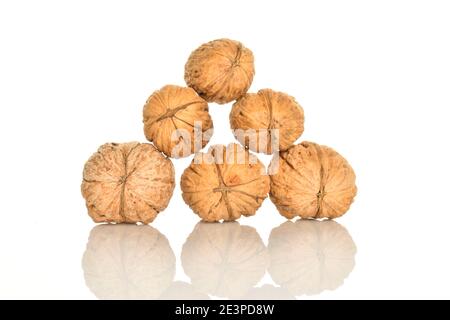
[143,85,213,158]
[268,220,356,295]
[82,224,175,299]
[181,222,269,298]
[269,142,356,219]
[230,89,304,154]
[81,142,175,224]
[184,39,254,104]
[180,143,270,222]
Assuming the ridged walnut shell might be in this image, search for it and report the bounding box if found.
[181,143,270,222]
[181,222,268,298]
[81,142,175,224]
[82,224,175,299]
[268,220,356,295]
[230,89,304,154]
[269,142,356,219]
[184,39,254,104]
[143,85,213,158]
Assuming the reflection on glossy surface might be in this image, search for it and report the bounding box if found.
[181,222,268,299]
[268,220,356,296]
[159,281,210,300]
[241,284,295,300]
[82,224,175,299]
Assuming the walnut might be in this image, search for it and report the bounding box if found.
[269,142,356,219]
[184,39,254,104]
[82,224,175,299]
[81,142,175,224]
[230,89,304,154]
[181,222,268,298]
[180,143,270,222]
[143,85,213,158]
[268,220,356,295]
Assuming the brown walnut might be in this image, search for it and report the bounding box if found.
[159,281,210,300]
[181,222,268,298]
[241,285,295,300]
[230,89,305,154]
[181,143,269,222]
[269,142,356,219]
[81,142,175,224]
[82,224,175,299]
[184,38,254,104]
[143,85,213,158]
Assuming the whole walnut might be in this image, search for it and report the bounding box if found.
[230,89,304,154]
[184,39,254,104]
[180,143,270,222]
[143,85,213,158]
[81,142,175,224]
[268,220,356,295]
[269,142,356,219]
[181,222,269,298]
[82,224,175,299]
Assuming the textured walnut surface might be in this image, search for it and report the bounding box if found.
[181,222,268,298]
[268,220,356,295]
[143,85,213,158]
[230,89,304,154]
[185,38,254,104]
[181,143,270,222]
[82,224,175,299]
[269,142,356,219]
[81,142,175,224]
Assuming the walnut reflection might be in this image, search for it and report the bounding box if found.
[181,222,269,299]
[268,220,357,296]
[82,224,175,299]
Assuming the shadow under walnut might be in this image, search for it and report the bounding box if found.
[81,142,175,224]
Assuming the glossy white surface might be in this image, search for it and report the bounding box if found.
[1,0,450,299]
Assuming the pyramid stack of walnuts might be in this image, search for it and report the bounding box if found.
[81,38,357,224]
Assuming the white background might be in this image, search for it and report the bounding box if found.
[1,0,450,299]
